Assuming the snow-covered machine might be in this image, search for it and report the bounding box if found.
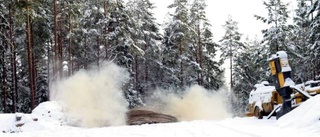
[246,81,304,119]
[246,82,278,119]
[304,80,320,96]
[246,80,320,119]
[246,51,320,119]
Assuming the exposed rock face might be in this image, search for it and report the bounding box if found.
[127,109,178,125]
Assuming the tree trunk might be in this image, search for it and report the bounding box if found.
[26,0,35,109]
[54,0,58,80]
[68,12,72,76]
[59,20,63,78]
[97,36,100,67]
[144,45,149,93]
[197,22,203,86]
[1,26,7,113]
[199,41,203,86]
[144,62,148,93]
[104,30,108,60]
[47,40,51,99]
[9,3,17,112]
[179,42,183,87]
[230,44,233,91]
[104,1,109,60]
[135,56,139,91]
[1,56,7,113]
[84,34,87,69]
[31,22,37,107]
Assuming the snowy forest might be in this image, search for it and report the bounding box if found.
[0,0,319,115]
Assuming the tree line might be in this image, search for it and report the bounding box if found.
[1,0,319,115]
[0,0,224,113]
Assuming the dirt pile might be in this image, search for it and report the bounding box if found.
[127,109,178,125]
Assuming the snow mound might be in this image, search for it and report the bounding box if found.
[276,95,320,129]
[31,101,66,125]
[0,101,67,133]
[0,114,17,133]
[0,113,46,133]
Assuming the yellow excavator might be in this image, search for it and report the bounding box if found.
[246,51,320,119]
[246,80,320,119]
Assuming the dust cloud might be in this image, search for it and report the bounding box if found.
[50,63,129,127]
[145,85,231,121]
[49,62,230,127]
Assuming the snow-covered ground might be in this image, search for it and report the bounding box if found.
[1,95,320,137]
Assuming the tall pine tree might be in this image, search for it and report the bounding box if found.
[219,16,244,91]
[162,0,190,89]
[308,0,320,79]
[255,0,290,53]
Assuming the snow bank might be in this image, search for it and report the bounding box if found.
[0,101,65,133]
[32,101,65,124]
[50,62,129,127]
[0,114,18,133]
[276,95,320,130]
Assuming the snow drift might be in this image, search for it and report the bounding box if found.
[145,85,231,121]
[50,63,129,127]
[276,95,320,129]
[0,102,64,133]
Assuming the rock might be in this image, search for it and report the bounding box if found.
[127,109,178,125]
[15,123,24,127]
[33,118,38,121]
[15,113,23,121]
[15,113,25,127]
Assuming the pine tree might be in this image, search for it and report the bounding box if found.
[254,0,290,53]
[6,0,54,112]
[219,16,244,90]
[308,0,320,79]
[7,2,18,112]
[126,0,162,100]
[290,0,313,82]
[189,0,223,89]
[201,27,224,90]
[162,0,190,89]
[189,0,206,86]
[0,0,10,113]
[232,38,270,116]
[103,0,145,108]
[53,0,59,80]
[32,0,55,106]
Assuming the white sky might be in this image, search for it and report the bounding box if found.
[150,0,296,42]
